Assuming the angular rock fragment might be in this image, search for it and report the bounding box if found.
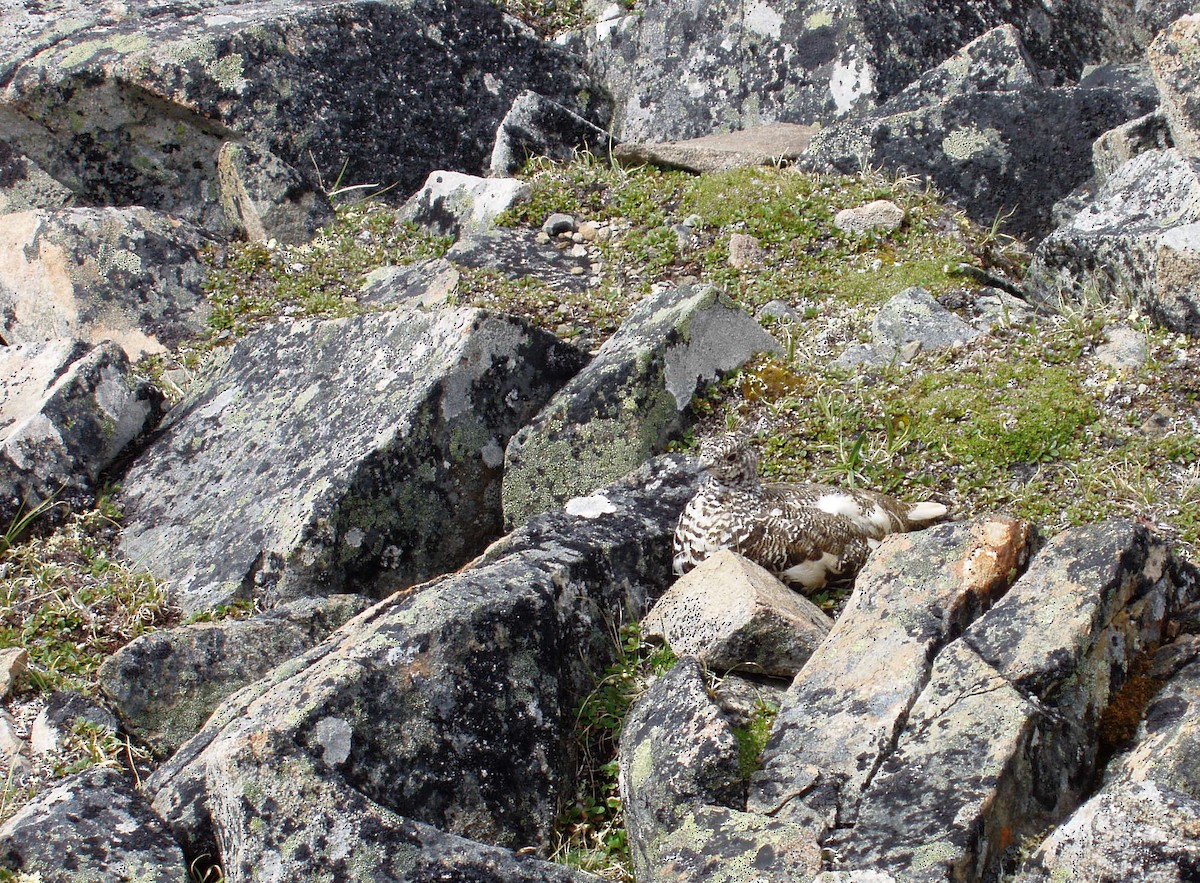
[118,308,586,614]
[839,286,984,366]
[612,124,819,174]
[806,28,1158,238]
[490,90,613,176]
[99,594,373,757]
[1149,15,1200,159]
[400,170,532,238]
[0,0,604,226]
[216,140,333,244]
[0,338,162,524]
[502,284,779,528]
[643,550,831,678]
[0,767,187,883]
[1092,111,1172,185]
[358,258,462,310]
[0,208,213,357]
[447,228,595,295]
[748,517,1032,836]
[1026,148,1200,336]
[834,521,1198,881]
[0,140,73,214]
[147,457,699,865]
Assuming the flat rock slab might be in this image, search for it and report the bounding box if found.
[834,521,1199,881]
[0,0,601,225]
[0,207,213,358]
[118,307,586,614]
[502,283,779,528]
[1026,148,1200,336]
[643,550,831,678]
[147,457,699,868]
[749,517,1032,835]
[99,594,372,757]
[0,338,161,523]
[613,124,819,174]
[447,227,595,295]
[0,767,187,882]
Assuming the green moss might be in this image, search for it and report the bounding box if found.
[732,699,778,782]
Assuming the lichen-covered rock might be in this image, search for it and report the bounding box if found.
[358,258,462,310]
[0,207,213,357]
[446,228,595,295]
[833,199,905,234]
[1026,148,1200,335]
[749,517,1032,836]
[612,124,819,174]
[566,0,1143,144]
[642,550,831,678]
[0,766,187,883]
[806,51,1159,239]
[0,338,162,524]
[0,0,605,227]
[399,170,532,239]
[502,284,779,528]
[833,521,1198,881]
[1015,653,1200,881]
[216,140,333,244]
[29,691,118,756]
[1149,15,1200,159]
[118,308,587,615]
[490,90,613,177]
[0,140,73,214]
[1092,111,1173,185]
[620,658,748,880]
[99,594,372,757]
[838,286,984,366]
[147,456,700,866]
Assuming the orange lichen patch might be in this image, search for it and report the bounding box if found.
[957,516,1032,602]
[1098,650,1165,762]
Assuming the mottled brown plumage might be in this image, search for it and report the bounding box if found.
[673,435,948,590]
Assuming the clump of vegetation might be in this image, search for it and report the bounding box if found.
[554,623,676,880]
[732,698,779,783]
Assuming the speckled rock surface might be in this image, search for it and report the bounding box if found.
[642,550,831,678]
[566,0,1142,145]
[118,308,587,615]
[146,456,700,868]
[216,139,333,244]
[358,258,462,310]
[748,517,1032,836]
[839,286,984,366]
[0,0,604,227]
[1092,111,1173,185]
[1026,148,1200,336]
[0,140,73,214]
[0,207,213,358]
[612,124,819,174]
[399,170,532,239]
[502,284,779,528]
[830,521,1198,881]
[99,594,372,757]
[0,338,162,524]
[490,89,613,177]
[0,766,187,882]
[620,658,748,880]
[806,51,1159,239]
[1149,15,1200,159]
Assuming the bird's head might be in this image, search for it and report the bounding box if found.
[698,434,761,489]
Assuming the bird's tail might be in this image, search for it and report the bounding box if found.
[906,501,949,524]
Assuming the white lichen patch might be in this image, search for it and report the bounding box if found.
[942,125,1005,161]
[57,33,152,70]
[206,53,247,92]
[96,244,141,276]
[806,10,835,29]
[313,716,353,766]
[830,48,875,116]
[744,1,785,39]
[564,493,619,519]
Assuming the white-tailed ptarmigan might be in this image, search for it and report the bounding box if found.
[673,434,948,590]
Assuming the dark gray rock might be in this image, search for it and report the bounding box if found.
[216,140,334,244]
[0,338,162,525]
[447,228,595,294]
[0,767,187,883]
[29,690,119,756]
[147,456,699,868]
[117,308,587,615]
[833,521,1198,881]
[806,54,1159,239]
[0,207,214,358]
[0,0,606,229]
[99,594,373,758]
[1026,148,1200,336]
[502,284,780,528]
[490,90,613,176]
[567,0,1143,145]
[399,170,531,239]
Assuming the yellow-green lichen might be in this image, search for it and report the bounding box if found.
[942,125,1005,161]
